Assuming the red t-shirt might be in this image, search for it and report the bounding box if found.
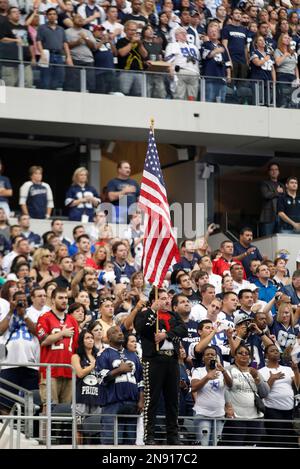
[212,257,246,279]
[37,311,79,379]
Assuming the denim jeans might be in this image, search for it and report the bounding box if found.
[205,79,227,103]
[194,414,224,446]
[101,401,138,445]
[40,53,65,90]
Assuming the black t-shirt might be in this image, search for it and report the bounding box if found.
[57,12,72,29]
[142,40,162,61]
[0,21,32,61]
[277,193,300,229]
[123,13,148,28]
[116,37,144,70]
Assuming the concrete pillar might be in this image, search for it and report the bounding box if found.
[88,144,101,193]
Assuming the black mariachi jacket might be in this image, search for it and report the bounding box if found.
[134,308,188,359]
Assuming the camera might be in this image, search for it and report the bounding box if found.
[17,300,24,308]
[209,359,216,370]
[24,276,31,283]
[186,56,196,64]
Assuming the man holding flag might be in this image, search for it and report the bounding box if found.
[134,122,188,445]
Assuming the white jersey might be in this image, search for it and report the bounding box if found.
[165,41,200,74]
[259,365,294,411]
[192,366,226,417]
[190,303,207,322]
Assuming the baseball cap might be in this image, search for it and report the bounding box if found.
[234,312,251,327]
[92,24,105,32]
[248,283,259,292]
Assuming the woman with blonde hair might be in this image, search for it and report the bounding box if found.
[30,247,54,287]
[86,245,110,271]
[274,33,299,107]
[65,166,101,222]
[268,302,298,362]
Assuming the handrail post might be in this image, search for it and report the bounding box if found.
[46,364,52,448]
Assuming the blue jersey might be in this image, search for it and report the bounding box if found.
[65,184,100,221]
[201,40,231,78]
[107,178,140,208]
[181,319,199,357]
[250,49,274,81]
[270,320,297,352]
[222,24,248,63]
[233,241,263,278]
[96,347,143,406]
[247,333,266,369]
[75,356,101,406]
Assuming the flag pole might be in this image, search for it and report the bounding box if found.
[150,118,160,351]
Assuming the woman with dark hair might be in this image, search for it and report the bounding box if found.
[68,302,89,330]
[10,255,29,275]
[71,329,101,423]
[191,345,232,446]
[223,344,269,446]
[87,320,105,355]
[154,11,171,51]
[0,279,18,301]
[259,344,299,447]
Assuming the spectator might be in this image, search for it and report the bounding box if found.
[218,291,238,325]
[30,247,54,287]
[57,0,74,29]
[237,288,255,317]
[281,269,300,304]
[247,259,261,283]
[191,346,232,446]
[172,293,198,357]
[18,214,41,250]
[0,160,12,217]
[71,329,101,426]
[87,320,105,354]
[112,241,136,284]
[96,325,144,444]
[37,287,79,408]
[92,24,117,95]
[230,263,251,294]
[197,255,222,294]
[51,218,71,248]
[260,344,299,447]
[134,288,188,445]
[254,265,277,313]
[249,35,276,102]
[3,237,30,274]
[102,6,124,43]
[233,227,263,278]
[107,160,140,224]
[85,245,109,271]
[116,20,148,96]
[269,302,298,358]
[273,257,290,287]
[259,163,285,236]
[37,8,73,90]
[173,240,200,272]
[190,283,215,321]
[216,275,235,300]
[65,167,101,222]
[142,24,167,99]
[201,23,231,103]
[188,319,223,367]
[165,27,200,101]
[274,33,299,107]
[222,9,248,80]
[277,176,300,233]
[98,297,116,343]
[54,255,73,293]
[224,344,269,446]
[0,207,10,241]
[124,0,148,28]
[68,302,88,330]
[0,291,39,412]
[77,0,106,32]
[86,210,107,243]
[0,7,34,87]
[65,14,96,92]
[177,272,201,305]
[212,240,243,277]
[19,165,54,219]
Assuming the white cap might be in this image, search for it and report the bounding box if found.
[234,311,252,327]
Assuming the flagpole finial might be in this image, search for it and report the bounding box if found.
[150,118,155,131]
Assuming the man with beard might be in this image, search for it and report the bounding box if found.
[134,288,188,445]
[71,268,100,320]
[96,326,144,444]
[37,288,79,407]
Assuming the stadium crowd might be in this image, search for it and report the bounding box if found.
[0,158,299,446]
[0,0,300,102]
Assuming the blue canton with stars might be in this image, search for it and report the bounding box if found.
[144,130,166,188]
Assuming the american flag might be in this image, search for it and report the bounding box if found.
[139,128,179,287]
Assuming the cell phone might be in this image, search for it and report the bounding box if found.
[209,359,216,370]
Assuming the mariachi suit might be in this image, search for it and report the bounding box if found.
[134,308,188,443]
